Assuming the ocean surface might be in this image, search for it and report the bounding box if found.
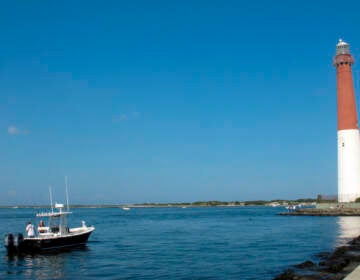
[1,206,360,279]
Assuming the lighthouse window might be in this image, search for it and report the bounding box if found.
[342,143,345,147]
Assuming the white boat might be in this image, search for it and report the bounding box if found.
[122,207,130,211]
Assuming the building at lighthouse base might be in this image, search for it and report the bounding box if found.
[338,129,360,202]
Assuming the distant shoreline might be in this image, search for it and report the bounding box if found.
[0,199,317,209]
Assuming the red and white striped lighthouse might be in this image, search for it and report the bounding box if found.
[334,39,360,202]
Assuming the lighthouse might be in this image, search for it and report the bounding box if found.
[334,39,360,202]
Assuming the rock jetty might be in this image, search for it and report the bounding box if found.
[273,235,360,279]
[280,208,360,216]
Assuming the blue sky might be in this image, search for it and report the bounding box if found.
[1,0,360,205]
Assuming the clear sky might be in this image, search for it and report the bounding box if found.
[1,0,360,205]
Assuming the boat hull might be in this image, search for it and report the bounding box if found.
[5,228,94,254]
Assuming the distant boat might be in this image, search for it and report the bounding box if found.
[285,205,298,212]
[268,202,281,207]
[122,207,130,211]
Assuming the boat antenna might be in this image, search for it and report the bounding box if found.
[65,176,70,211]
[49,186,54,213]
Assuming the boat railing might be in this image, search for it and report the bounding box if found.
[36,211,72,217]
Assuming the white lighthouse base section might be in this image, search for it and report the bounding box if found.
[338,129,360,202]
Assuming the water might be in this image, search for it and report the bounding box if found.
[1,206,360,279]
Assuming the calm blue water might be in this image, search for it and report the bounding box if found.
[1,206,360,279]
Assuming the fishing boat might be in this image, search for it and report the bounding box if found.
[3,186,95,254]
[4,203,95,254]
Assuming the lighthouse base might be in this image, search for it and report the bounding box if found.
[338,129,360,202]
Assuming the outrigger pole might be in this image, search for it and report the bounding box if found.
[49,186,54,213]
[65,176,70,211]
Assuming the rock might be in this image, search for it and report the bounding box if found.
[325,258,350,273]
[330,246,348,259]
[273,269,297,280]
[294,260,315,269]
